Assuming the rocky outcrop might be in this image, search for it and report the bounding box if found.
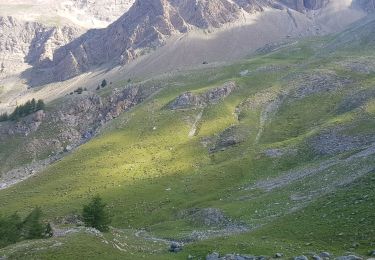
[289,70,353,99]
[309,128,375,156]
[209,125,248,152]
[0,83,161,177]
[169,81,236,110]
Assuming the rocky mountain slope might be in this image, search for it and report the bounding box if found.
[0,16,82,79]
[23,0,368,85]
[0,15,374,259]
[0,0,135,113]
[0,0,372,115]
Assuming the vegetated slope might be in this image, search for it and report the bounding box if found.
[0,17,375,259]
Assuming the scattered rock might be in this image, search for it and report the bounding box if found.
[294,256,309,260]
[319,252,331,259]
[313,256,323,260]
[309,128,375,156]
[275,253,283,258]
[264,148,297,158]
[206,252,260,260]
[179,208,230,227]
[58,214,84,226]
[289,70,352,99]
[336,88,375,114]
[337,58,375,74]
[168,242,183,253]
[370,250,375,256]
[335,256,362,260]
[207,252,221,260]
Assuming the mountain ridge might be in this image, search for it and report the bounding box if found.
[26,0,369,86]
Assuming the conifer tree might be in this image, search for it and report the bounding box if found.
[82,195,111,232]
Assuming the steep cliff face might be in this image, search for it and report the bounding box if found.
[38,0,336,83]
[0,16,82,80]
[43,0,246,82]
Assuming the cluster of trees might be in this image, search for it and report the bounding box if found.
[0,207,52,248]
[0,196,111,249]
[82,195,111,232]
[0,99,45,122]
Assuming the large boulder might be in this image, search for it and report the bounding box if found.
[294,256,309,260]
[168,242,183,253]
[169,81,236,110]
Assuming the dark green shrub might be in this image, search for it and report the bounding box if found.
[101,79,107,88]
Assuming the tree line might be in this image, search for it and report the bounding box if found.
[0,98,45,122]
[0,207,52,248]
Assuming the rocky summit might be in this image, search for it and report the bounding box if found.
[0,0,374,259]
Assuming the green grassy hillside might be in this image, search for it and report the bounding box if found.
[0,18,374,259]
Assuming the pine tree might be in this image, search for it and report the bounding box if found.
[31,98,37,111]
[0,113,8,122]
[36,99,45,111]
[82,195,111,232]
[22,207,45,239]
[101,79,107,88]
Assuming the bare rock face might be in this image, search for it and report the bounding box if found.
[35,0,337,84]
[169,81,236,110]
[172,0,240,28]
[46,0,247,82]
[279,0,327,11]
[0,16,81,79]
